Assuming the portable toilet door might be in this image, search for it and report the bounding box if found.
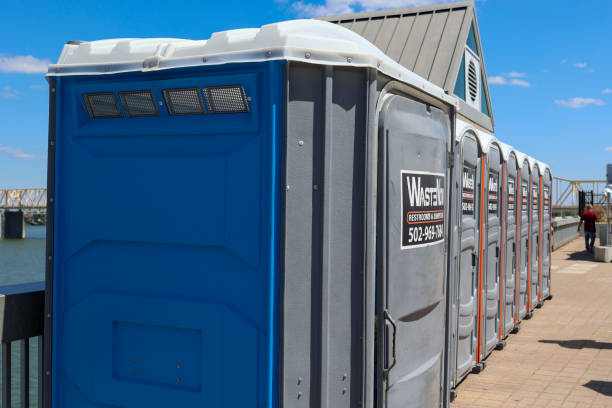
[530,163,541,311]
[375,92,450,408]
[480,143,502,358]
[453,131,481,383]
[541,168,553,300]
[502,150,518,338]
[517,158,530,320]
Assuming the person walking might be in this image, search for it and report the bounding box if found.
[578,204,599,252]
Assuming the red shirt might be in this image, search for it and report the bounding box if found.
[581,210,599,232]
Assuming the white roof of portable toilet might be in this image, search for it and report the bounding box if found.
[47,19,457,107]
[514,150,529,170]
[538,160,551,176]
[497,141,515,162]
[527,156,540,174]
[455,118,497,154]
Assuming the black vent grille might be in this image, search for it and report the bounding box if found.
[83,93,122,119]
[204,85,249,114]
[162,88,206,115]
[119,90,159,117]
[467,60,478,103]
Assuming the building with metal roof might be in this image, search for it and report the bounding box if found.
[318,1,494,132]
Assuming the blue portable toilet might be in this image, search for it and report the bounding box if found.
[44,19,460,408]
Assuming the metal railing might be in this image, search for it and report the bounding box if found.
[0,282,44,408]
[552,216,580,250]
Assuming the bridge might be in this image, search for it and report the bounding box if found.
[0,189,47,239]
[0,189,47,209]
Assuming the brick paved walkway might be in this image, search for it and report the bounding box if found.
[451,238,612,408]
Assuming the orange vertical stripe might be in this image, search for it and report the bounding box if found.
[476,153,486,363]
[499,163,506,342]
[538,175,543,303]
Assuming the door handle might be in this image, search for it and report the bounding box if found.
[472,253,477,267]
[383,309,397,378]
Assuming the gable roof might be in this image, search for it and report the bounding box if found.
[318,1,494,132]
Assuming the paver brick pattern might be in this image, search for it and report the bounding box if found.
[451,238,612,408]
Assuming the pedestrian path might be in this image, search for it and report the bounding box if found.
[451,237,612,408]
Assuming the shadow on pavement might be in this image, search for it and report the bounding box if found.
[583,380,612,397]
[539,339,612,350]
[565,250,596,262]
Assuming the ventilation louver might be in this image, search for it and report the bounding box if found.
[204,85,249,114]
[467,60,478,103]
[162,88,206,115]
[119,90,159,117]
[83,93,122,119]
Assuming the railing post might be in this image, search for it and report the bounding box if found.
[21,338,30,408]
[38,336,43,408]
[2,342,11,408]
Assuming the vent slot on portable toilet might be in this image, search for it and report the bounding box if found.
[119,90,159,117]
[463,49,481,110]
[162,88,206,115]
[84,93,122,119]
[203,85,249,114]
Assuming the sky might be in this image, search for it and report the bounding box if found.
[0,0,610,188]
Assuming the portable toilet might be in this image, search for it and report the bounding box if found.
[529,158,541,311]
[317,3,498,399]
[540,163,553,301]
[480,139,503,359]
[452,121,487,383]
[516,153,531,321]
[498,142,518,339]
[44,19,457,408]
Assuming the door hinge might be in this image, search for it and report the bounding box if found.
[447,152,455,168]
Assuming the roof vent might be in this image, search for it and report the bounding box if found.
[463,49,481,110]
[467,60,478,103]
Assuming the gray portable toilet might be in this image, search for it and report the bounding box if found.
[516,153,531,321]
[451,122,485,387]
[481,140,503,359]
[44,19,457,408]
[529,158,541,311]
[540,164,553,301]
[499,142,518,339]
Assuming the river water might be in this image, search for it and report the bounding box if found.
[1,225,46,408]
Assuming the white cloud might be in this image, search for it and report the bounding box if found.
[605,146,612,151]
[2,86,20,98]
[488,74,530,87]
[573,62,587,68]
[554,97,605,109]
[509,79,530,87]
[0,145,44,159]
[0,55,51,74]
[29,84,45,89]
[291,0,448,17]
[603,88,612,94]
[561,59,567,64]
[488,76,507,85]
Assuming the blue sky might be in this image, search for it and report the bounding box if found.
[0,0,610,188]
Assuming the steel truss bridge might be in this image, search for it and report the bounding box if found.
[552,177,608,210]
[0,188,47,210]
